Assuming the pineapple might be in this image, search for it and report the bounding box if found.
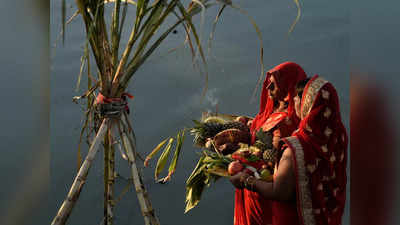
[191,121,225,146]
[191,118,250,147]
[252,128,278,174]
[263,148,278,164]
[254,129,273,150]
[202,122,225,138]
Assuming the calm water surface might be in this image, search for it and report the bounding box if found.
[50,0,351,224]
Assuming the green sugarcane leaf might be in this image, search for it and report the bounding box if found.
[227,4,265,105]
[133,0,178,61]
[134,2,165,60]
[204,171,212,186]
[111,0,122,70]
[144,137,169,167]
[185,171,206,213]
[119,0,129,35]
[143,2,165,37]
[104,0,137,6]
[133,0,149,34]
[136,0,145,16]
[118,0,168,81]
[186,0,216,15]
[186,155,206,185]
[186,163,207,187]
[77,0,107,84]
[121,14,184,88]
[207,4,226,56]
[154,137,174,180]
[134,0,165,41]
[289,0,301,35]
[187,0,206,62]
[76,108,92,172]
[176,2,207,66]
[163,9,196,59]
[176,2,209,98]
[165,129,185,180]
[75,55,86,92]
[192,120,202,126]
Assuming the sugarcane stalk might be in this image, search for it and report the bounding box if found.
[96,2,114,87]
[118,17,185,95]
[52,119,109,225]
[104,129,110,224]
[103,126,115,225]
[75,0,106,86]
[110,12,142,95]
[111,0,122,70]
[122,112,147,162]
[121,111,145,162]
[107,123,116,225]
[110,0,167,96]
[117,121,160,225]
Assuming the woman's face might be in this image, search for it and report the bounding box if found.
[294,94,302,118]
[267,74,285,101]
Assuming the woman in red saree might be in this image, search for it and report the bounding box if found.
[233,62,307,225]
[281,75,348,225]
[231,75,348,225]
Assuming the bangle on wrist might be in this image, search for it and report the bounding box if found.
[244,176,257,191]
[239,174,248,189]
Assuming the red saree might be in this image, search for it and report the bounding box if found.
[281,75,348,225]
[234,62,307,225]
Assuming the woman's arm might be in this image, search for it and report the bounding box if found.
[229,148,296,201]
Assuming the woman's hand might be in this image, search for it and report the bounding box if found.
[247,119,253,127]
[229,172,249,189]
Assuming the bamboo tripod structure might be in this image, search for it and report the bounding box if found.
[52,113,160,225]
[54,0,271,223]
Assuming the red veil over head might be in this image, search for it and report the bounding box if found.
[234,62,307,225]
[282,75,348,225]
[250,62,307,142]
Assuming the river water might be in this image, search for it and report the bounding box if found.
[49,1,350,225]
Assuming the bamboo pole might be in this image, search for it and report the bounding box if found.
[117,120,160,225]
[52,119,109,225]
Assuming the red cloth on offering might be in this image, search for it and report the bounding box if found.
[281,75,348,225]
[234,62,307,225]
[231,154,266,170]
